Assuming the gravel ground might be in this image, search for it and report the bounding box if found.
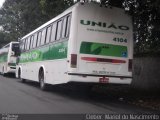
[91,84,160,110]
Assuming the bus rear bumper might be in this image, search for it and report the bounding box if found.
[68,73,132,84]
[7,67,16,73]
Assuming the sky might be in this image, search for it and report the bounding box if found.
[0,0,5,8]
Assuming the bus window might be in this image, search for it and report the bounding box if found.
[27,37,31,50]
[33,33,38,48]
[37,31,42,47]
[20,40,24,50]
[66,15,71,37]
[22,39,25,51]
[20,42,22,49]
[25,38,28,50]
[62,15,71,38]
[22,40,25,51]
[12,43,20,56]
[56,20,62,40]
[51,23,56,42]
[46,26,51,44]
[40,28,47,45]
[62,17,67,38]
[30,35,34,49]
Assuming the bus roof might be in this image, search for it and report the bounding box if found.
[20,2,126,41]
[20,3,77,40]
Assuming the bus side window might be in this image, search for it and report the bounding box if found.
[62,15,71,38]
[23,39,26,51]
[25,38,28,50]
[46,26,51,44]
[66,15,71,37]
[56,20,62,40]
[33,33,38,48]
[40,28,47,46]
[37,31,42,47]
[62,17,67,38]
[51,23,56,42]
[21,40,24,51]
[27,37,31,50]
[30,35,34,49]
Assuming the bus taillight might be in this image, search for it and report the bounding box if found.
[71,54,77,68]
[128,59,132,72]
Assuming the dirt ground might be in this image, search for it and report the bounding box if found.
[92,84,160,110]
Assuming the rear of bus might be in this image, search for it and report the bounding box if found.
[68,3,133,84]
[7,42,20,73]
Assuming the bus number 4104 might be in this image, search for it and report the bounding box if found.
[113,38,127,43]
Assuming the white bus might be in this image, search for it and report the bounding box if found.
[16,2,133,90]
[0,42,20,75]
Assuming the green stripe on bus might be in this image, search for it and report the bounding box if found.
[0,53,8,63]
[80,42,128,57]
[20,41,68,63]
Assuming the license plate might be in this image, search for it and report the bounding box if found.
[99,77,109,83]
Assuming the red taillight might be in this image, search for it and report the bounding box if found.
[128,59,133,72]
[81,57,126,63]
[71,54,77,68]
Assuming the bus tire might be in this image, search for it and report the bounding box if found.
[39,68,48,91]
[19,68,26,83]
[2,67,6,76]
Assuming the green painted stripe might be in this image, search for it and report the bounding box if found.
[0,53,8,63]
[20,41,68,63]
[80,42,128,58]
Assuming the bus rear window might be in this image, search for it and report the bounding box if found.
[12,43,20,56]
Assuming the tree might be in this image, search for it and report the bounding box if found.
[122,0,160,55]
[0,0,21,42]
[40,0,73,20]
[0,0,73,44]
[0,0,159,55]
[100,0,160,55]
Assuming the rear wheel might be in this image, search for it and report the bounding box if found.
[19,68,26,83]
[2,67,6,76]
[39,69,48,91]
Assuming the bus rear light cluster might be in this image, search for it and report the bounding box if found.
[81,57,126,63]
[71,54,77,68]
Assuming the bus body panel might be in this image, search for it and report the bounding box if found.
[19,59,68,84]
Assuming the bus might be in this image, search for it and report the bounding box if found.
[0,42,20,75]
[16,2,133,90]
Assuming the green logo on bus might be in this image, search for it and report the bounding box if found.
[20,41,68,63]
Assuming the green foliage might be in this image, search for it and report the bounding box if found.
[122,0,160,55]
[0,0,73,45]
[100,0,160,55]
[40,0,73,20]
[0,0,159,56]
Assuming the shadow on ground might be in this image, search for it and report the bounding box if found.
[18,80,160,111]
